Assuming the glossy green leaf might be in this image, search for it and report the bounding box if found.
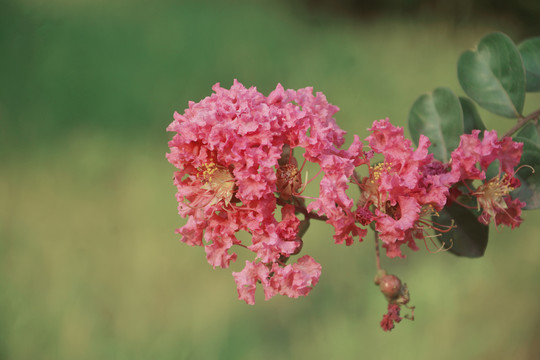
[511,136,540,210]
[435,202,489,258]
[408,87,464,162]
[459,96,486,134]
[518,37,540,92]
[458,32,526,118]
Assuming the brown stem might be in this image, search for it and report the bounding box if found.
[352,169,363,192]
[306,211,328,221]
[276,198,328,222]
[502,108,540,139]
[278,144,292,166]
[374,231,382,271]
[298,219,310,238]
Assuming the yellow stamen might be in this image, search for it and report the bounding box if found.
[473,174,514,219]
[196,162,235,207]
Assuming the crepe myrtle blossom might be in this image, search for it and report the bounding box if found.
[447,130,525,229]
[351,121,526,259]
[352,119,456,258]
[167,80,527,322]
[167,80,364,303]
[232,255,322,305]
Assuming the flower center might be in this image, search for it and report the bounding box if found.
[357,162,394,208]
[384,201,401,218]
[370,162,393,183]
[473,174,514,217]
[276,163,302,200]
[197,162,236,207]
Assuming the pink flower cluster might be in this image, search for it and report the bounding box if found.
[167,80,361,304]
[167,81,525,305]
[330,119,525,258]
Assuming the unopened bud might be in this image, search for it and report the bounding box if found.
[379,274,402,301]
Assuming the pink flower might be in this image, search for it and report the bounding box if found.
[493,197,525,229]
[167,80,284,269]
[232,261,271,305]
[270,255,322,298]
[449,130,523,182]
[449,130,524,229]
[168,80,358,303]
[308,159,367,245]
[375,196,421,257]
[355,119,454,258]
[474,175,525,228]
[270,85,368,245]
[232,256,321,305]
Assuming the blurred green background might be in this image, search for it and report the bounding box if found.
[2,0,540,359]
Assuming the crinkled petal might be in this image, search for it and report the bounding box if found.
[232,261,271,305]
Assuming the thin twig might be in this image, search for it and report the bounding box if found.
[352,169,363,192]
[305,211,328,221]
[276,198,328,221]
[502,108,540,139]
[374,231,382,271]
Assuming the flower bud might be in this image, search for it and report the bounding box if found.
[379,274,402,300]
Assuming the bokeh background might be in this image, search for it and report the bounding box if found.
[2,0,540,359]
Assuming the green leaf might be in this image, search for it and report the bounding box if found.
[485,159,501,181]
[459,96,486,134]
[516,121,540,144]
[458,32,526,118]
[408,87,464,162]
[518,37,540,92]
[435,202,489,258]
[511,136,540,210]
